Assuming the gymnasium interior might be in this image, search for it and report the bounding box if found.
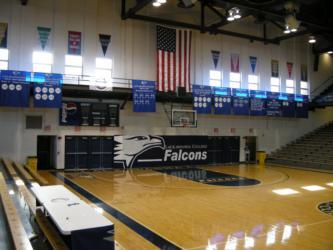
[0,0,333,249]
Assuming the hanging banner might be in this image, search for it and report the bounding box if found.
[0,70,30,107]
[37,26,51,50]
[99,34,111,56]
[33,73,63,108]
[0,22,8,48]
[68,31,82,55]
[250,90,266,116]
[230,53,240,73]
[193,84,212,114]
[266,91,281,117]
[232,89,249,116]
[271,60,279,77]
[279,93,295,118]
[301,64,307,82]
[287,62,293,78]
[213,87,232,115]
[132,80,156,112]
[211,50,220,69]
[249,56,257,74]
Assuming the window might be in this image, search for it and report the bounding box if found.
[300,81,309,95]
[209,70,222,87]
[230,72,241,89]
[65,55,82,75]
[248,74,259,90]
[33,51,53,73]
[0,48,9,70]
[286,79,295,94]
[95,58,112,81]
[270,77,280,92]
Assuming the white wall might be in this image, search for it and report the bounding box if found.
[1,0,333,168]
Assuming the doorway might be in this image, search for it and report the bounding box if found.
[244,136,257,163]
[37,135,57,170]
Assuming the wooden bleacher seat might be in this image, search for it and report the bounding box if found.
[35,209,69,250]
[13,162,35,183]
[0,173,33,250]
[24,165,49,186]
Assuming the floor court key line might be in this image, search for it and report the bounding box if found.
[51,171,182,250]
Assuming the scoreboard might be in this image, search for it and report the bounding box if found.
[60,101,119,127]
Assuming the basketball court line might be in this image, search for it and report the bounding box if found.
[51,171,183,250]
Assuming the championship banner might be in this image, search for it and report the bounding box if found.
[211,50,220,69]
[249,56,257,74]
[68,31,82,55]
[231,53,240,73]
[0,70,30,107]
[60,101,81,125]
[250,90,266,116]
[295,94,309,118]
[287,62,293,78]
[37,26,51,50]
[132,80,156,112]
[99,34,111,56]
[301,64,307,82]
[0,22,8,48]
[266,91,281,117]
[213,87,232,115]
[232,89,249,116]
[33,74,62,108]
[192,84,212,114]
[271,60,279,77]
[279,93,295,118]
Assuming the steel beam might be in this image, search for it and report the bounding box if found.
[123,0,152,19]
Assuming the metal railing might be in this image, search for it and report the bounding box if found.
[311,75,333,100]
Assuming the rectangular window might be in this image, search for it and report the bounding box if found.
[209,70,222,87]
[33,51,53,73]
[300,81,309,95]
[286,79,295,94]
[248,74,259,90]
[65,55,83,76]
[270,77,280,92]
[230,72,241,89]
[0,48,9,70]
[95,58,112,81]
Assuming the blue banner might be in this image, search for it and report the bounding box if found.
[279,93,295,118]
[59,101,81,126]
[250,90,266,116]
[232,89,249,116]
[266,91,281,117]
[213,87,232,115]
[132,80,156,112]
[33,82,62,108]
[0,70,30,107]
[193,85,212,114]
[295,95,309,118]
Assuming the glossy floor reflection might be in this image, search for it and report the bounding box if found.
[40,165,333,250]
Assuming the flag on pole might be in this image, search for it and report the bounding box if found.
[156,25,192,93]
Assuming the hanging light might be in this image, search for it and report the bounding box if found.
[227,9,235,21]
[152,1,161,7]
[233,7,241,19]
[290,28,297,32]
[308,36,316,44]
[328,51,333,55]
[157,0,167,3]
[284,25,291,34]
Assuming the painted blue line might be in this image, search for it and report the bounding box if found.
[51,172,181,250]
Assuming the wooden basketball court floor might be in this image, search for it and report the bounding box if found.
[39,165,333,250]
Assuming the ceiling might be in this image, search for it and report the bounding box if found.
[121,0,333,53]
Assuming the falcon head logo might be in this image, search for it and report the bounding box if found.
[114,135,165,168]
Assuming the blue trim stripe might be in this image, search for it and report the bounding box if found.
[51,172,181,250]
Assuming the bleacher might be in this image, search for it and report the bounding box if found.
[267,121,333,170]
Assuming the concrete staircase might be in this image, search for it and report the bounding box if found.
[267,121,333,170]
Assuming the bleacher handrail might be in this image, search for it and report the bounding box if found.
[311,75,333,100]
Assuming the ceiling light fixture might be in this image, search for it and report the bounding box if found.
[227,7,241,22]
[152,1,161,7]
[233,8,241,19]
[327,51,333,55]
[284,25,291,34]
[158,0,167,3]
[308,35,316,44]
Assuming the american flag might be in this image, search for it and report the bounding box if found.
[157,25,192,92]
